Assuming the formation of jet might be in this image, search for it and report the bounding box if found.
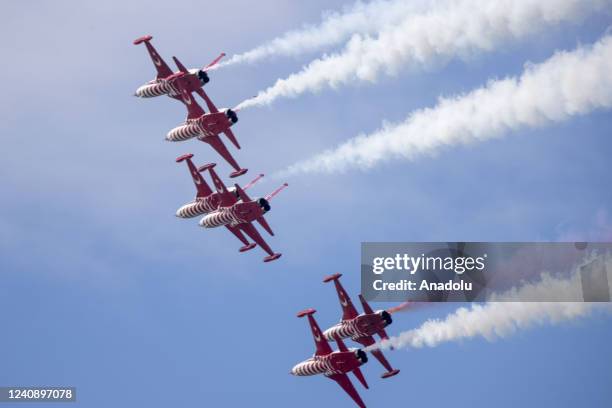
[134,35,406,407]
[323,273,400,379]
[293,274,401,407]
[134,35,287,262]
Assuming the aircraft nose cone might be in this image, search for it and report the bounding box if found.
[135,86,147,97]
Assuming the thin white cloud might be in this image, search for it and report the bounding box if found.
[280,34,612,175]
[237,0,610,109]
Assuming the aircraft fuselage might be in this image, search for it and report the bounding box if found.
[200,201,264,229]
[135,71,205,99]
[166,111,235,142]
[324,311,391,342]
[291,350,366,377]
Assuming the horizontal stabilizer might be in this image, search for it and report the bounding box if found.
[256,216,274,236]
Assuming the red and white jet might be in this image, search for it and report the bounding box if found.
[166,72,247,178]
[322,273,400,379]
[133,35,224,100]
[174,153,264,253]
[292,309,370,408]
[198,162,287,262]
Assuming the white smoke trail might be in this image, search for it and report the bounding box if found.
[279,34,612,176]
[218,0,430,67]
[367,257,612,351]
[237,0,610,109]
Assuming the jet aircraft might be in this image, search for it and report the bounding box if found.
[167,72,247,178]
[133,35,224,100]
[292,308,370,408]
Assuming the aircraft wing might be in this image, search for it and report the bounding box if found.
[134,36,173,79]
[223,129,241,150]
[200,135,245,178]
[297,309,334,356]
[225,225,250,246]
[176,154,213,198]
[324,274,359,321]
[327,373,367,408]
[176,79,206,120]
[204,162,236,207]
[354,335,398,378]
[238,222,276,258]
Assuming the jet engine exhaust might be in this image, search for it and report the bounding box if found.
[198,70,210,84]
[355,349,368,364]
[380,310,392,325]
[226,109,239,124]
[258,197,271,213]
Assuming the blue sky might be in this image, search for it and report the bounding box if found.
[1,1,611,407]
